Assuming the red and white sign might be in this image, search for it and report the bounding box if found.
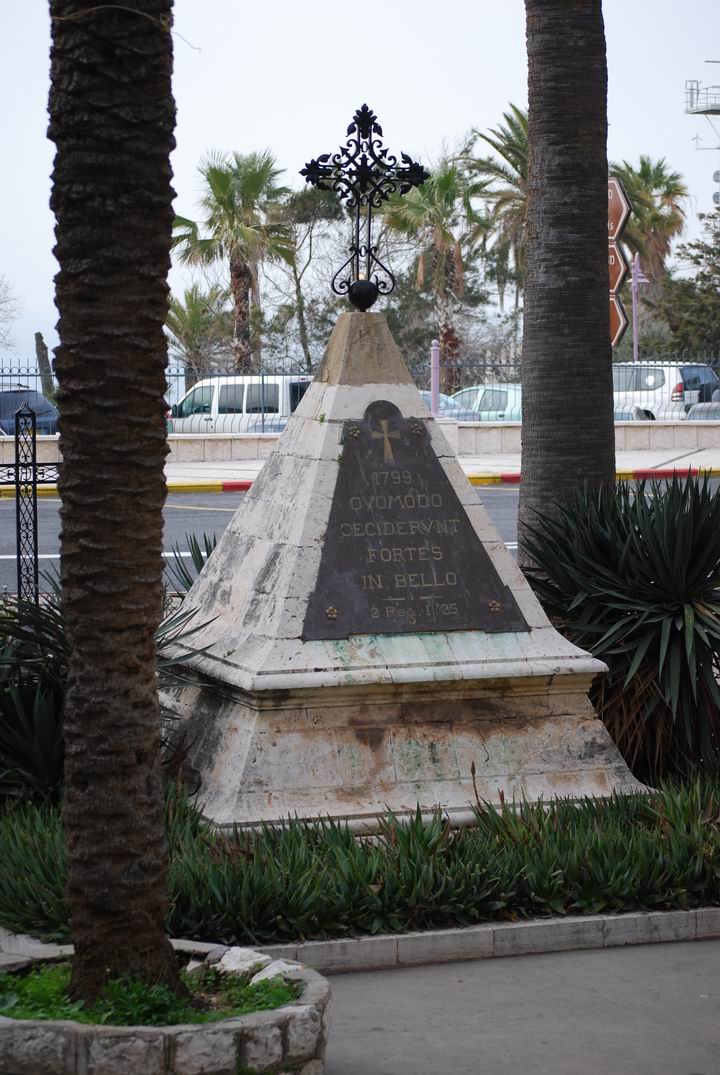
[608,178,632,348]
[608,178,632,240]
[608,242,628,294]
[610,295,628,349]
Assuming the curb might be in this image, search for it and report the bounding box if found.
[2,469,719,499]
[0,478,255,498]
[255,907,720,975]
[2,908,719,976]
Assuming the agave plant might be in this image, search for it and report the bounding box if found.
[3,777,720,944]
[522,476,720,781]
[165,531,217,595]
[0,540,215,804]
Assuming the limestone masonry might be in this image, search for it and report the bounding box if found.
[162,312,641,827]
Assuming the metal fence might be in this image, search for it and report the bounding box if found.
[0,403,60,603]
[3,349,720,437]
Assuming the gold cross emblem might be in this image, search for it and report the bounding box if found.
[370,418,401,462]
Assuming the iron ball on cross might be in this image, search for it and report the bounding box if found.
[347,278,379,312]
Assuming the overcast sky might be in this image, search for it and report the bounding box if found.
[2,0,719,359]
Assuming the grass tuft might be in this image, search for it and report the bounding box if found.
[0,962,298,1026]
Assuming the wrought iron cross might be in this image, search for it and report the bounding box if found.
[301,104,429,311]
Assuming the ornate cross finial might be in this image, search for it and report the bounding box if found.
[301,105,429,312]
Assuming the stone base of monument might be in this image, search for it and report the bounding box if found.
[165,673,638,829]
[162,312,642,827]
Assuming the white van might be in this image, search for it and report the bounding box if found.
[169,374,313,434]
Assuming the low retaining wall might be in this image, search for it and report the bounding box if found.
[3,420,720,467]
[0,939,330,1075]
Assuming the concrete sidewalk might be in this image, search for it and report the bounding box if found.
[324,940,720,1075]
[161,446,720,493]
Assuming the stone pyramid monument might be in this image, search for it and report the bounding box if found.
[163,312,640,828]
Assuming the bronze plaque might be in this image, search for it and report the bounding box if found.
[302,400,529,640]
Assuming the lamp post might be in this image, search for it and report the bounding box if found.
[301,105,428,312]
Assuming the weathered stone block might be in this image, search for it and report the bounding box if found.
[251,959,302,984]
[493,916,604,957]
[396,925,494,966]
[298,935,397,973]
[695,906,720,939]
[0,1021,76,1075]
[240,1018,284,1069]
[172,1027,239,1075]
[297,1061,325,1075]
[218,946,271,976]
[285,1005,322,1064]
[603,910,695,948]
[86,1029,166,1075]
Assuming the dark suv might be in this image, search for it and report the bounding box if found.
[0,387,59,435]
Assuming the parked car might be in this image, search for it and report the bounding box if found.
[0,386,59,435]
[450,383,522,421]
[418,390,470,417]
[612,362,720,420]
[613,405,644,421]
[686,402,720,420]
[169,374,313,434]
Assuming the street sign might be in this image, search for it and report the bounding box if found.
[608,177,632,240]
[610,295,628,349]
[608,242,628,293]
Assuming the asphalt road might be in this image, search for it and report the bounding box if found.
[325,941,720,1075]
[0,487,521,593]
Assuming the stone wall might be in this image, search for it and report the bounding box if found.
[2,420,719,467]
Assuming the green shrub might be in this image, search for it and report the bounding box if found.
[1,779,719,945]
[522,476,720,782]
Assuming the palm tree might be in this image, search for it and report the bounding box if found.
[48,0,184,1001]
[172,151,294,371]
[463,104,528,310]
[384,162,485,389]
[166,283,231,387]
[610,156,687,303]
[518,0,615,569]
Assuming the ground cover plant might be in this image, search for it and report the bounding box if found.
[0,961,297,1026]
[0,779,718,945]
[522,476,720,782]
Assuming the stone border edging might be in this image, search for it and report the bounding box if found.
[2,907,719,982]
[0,940,330,1075]
[255,907,720,974]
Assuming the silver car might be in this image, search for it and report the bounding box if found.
[612,362,719,420]
[451,383,522,421]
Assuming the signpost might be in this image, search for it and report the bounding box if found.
[609,294,629,350]
[607,177,632,349]
[608,242,628,294]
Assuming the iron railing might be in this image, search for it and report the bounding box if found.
[2,349,720,437]
[0,404,60,603]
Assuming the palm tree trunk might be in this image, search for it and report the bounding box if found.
[518,0,614,569]
[48,0,183,1002]
[230,256,254,372]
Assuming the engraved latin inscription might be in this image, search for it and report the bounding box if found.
[302,400,529,640]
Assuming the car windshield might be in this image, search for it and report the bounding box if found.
[0,390,55,418]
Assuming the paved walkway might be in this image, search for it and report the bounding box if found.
[324,941,720,1075]
[163,447,720,492]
